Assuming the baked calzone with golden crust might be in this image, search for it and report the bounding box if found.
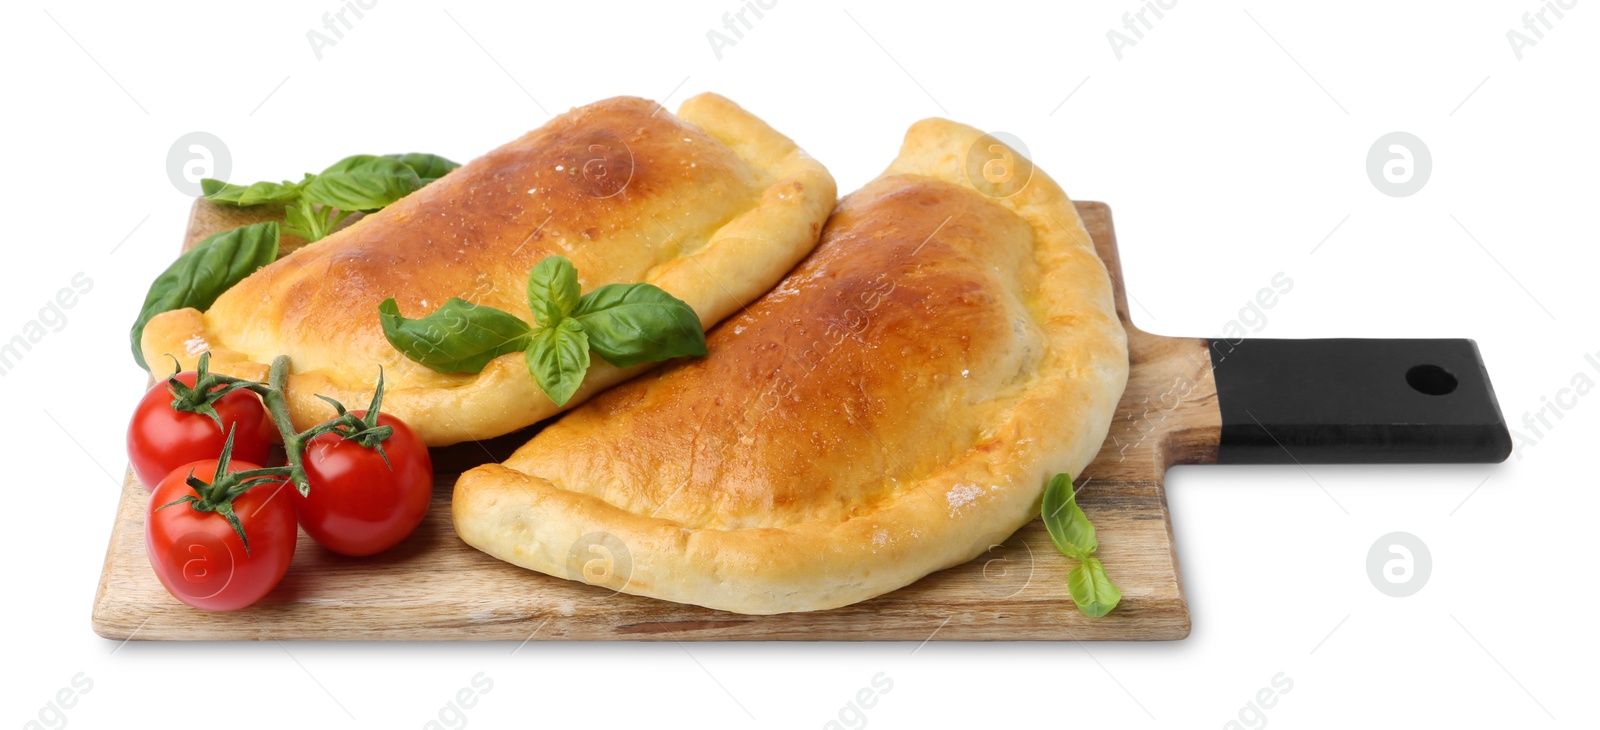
[140,93,835,446]
[453,118,1129,614]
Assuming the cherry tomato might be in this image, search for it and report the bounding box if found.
[128,372,273,489]
[145,458,297,611]
[294,411,433,556]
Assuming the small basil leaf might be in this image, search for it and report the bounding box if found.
[1067,557,1122,618]
[526,255,581,327]
[130,222,280,370]
[571,283,706,368]
[1041,472,1096,559]
[281,198,320,241]
[301,154,422,212]
[526,318,590,406]
[531,299,564,329]
[378,297,533,374]
[385,153,460,185]
[201,178,302,206]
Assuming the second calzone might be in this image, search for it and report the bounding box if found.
[141,93,835,446]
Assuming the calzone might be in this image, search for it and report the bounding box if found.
[453,118,1130,614]
[141,94,836,446]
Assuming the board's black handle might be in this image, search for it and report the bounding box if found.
[1207,338,1512,464]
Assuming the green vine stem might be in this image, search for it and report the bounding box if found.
[260,355,313,495]
[255,355,393,496]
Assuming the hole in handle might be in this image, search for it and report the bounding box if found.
[1406,364,1458,396]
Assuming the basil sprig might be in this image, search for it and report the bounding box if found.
[379,256,706,406]
[201,152,459,243]
[1041,473,1122,618]
[129,222,280,370]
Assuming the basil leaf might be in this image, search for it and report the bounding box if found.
[130,222,280,370]
[526,318,590,406]
[1067,557,1122,618]
[201,178,302,206]
[1042,472,1121,617]
[1041,473,1097,559]
[377,297,533,374]
[526,255,581,327]
[572,283,706,368]
[281,198,320,242]
[301,155,422,212]
[385,153,460,184]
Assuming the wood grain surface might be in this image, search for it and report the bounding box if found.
[92,199,1218,641]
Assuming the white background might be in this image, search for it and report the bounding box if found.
[2,1,1595,728]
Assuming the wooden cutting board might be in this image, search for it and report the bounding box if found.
[87,200,1225,641]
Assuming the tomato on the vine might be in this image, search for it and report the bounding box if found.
[294,410,432,556]
[128,360,272,489]
[145,432,297,611]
